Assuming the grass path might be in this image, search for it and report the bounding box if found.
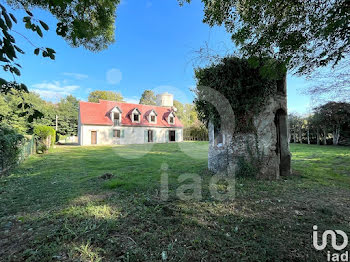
[0,142,349,261]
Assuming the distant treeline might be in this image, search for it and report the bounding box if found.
[288,101,350,146]
[0,90,79,137]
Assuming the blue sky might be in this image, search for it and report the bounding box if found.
[1,0,312,114]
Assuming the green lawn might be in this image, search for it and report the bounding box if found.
[0,142,349,261]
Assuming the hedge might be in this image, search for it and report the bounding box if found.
[0,124,24,175]
[33,125,56,146]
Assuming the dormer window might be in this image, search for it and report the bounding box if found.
[131,108,141,123]
[148,109,158,124]
[167,112,175,125]
[110,106,122,126]
[114,112,120,122]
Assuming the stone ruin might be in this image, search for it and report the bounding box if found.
[207,75,291,180]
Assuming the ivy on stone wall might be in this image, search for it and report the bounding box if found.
[194,57,285,133]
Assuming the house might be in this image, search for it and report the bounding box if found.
[78,93,183,145]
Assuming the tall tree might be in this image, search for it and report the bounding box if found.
[314,102,350,145]
[288,113,303,143]
[88,91,124,103]
[56,95,79,136]
[173,100,199,128]
[139,90,156,105]
[180,0,349,75]
[0,90,54,134]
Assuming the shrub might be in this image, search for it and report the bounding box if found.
[0,124,24,175]
[36,142,48,154]
[33,125,56,146]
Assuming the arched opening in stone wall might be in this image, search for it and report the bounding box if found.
[274,108,290,177]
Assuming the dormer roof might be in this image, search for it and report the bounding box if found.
[132,108,141,115]
[147,109,158,116]
[111,106,122,113]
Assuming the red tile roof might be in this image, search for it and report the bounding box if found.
[79,100,183,128]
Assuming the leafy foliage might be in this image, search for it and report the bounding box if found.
[314,102,350,145]
[56,95,79,136]
[33,125,55,146]
[139,90,156,105]
[183,125,208,141]
[0,90,46,133]
[0,90,79,136]
[0,3,55,84]
[88,90,124,103]
[173,100,200,128]
[288,101,350,145]
[0,124,23,174]
[194,57,282,133]
[315,102,350,130]
[36,141,47,154]
[1,0,120,91]
[18,0,121,51]
[180,0,349,75]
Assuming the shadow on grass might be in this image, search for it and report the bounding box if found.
[2,186,349,261]
[0,143,349,261]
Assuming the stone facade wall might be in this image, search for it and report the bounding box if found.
[79,125,183,146]
[208,87,291,179]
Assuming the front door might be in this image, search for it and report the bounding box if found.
[169,130,176,142]
[91,131,97,145]
[148,130,153,142]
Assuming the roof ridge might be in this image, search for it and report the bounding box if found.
[98,100,173,109]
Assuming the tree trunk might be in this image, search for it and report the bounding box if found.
[299,129,302,144]
[323,130,327,145]
[337,128,340,145]
[307,129,310,144]
[317,128,320,145]
[288,130,291,143]
[333,127,340,145]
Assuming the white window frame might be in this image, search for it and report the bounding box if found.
[132,108,141,123]
[148,110,157,124]
[110,106,122,125]
[168,112,175,125]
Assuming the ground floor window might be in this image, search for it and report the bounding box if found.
[169,130,176,142]
[113,130,121,138]
[148,130,153,142]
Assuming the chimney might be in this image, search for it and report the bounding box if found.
[156,92,173,107]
